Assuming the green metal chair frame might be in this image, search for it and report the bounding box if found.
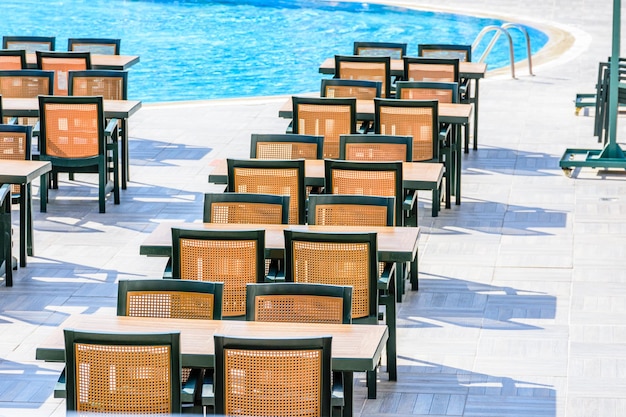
[334,55,392,98]
[36,51,92,96]
[68,69,128,99]
[68,38,121,55]
[250,133,324,160]
[0,184,12,287]
[353,41,407,59]
[0,69,54,97]
[0,49,27,69]
[63,329,182,414]
[2,36,55,52]
[203,192,290,224]
[37,95,119,213]
[214,334,333,417]
[339,133,413,162]
[308,194,395,228]
[320,78,382,99]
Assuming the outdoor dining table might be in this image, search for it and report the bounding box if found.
[2,97,142,190]
[25,53,140,70]
[0,160,52,270]
[35,314,389,416]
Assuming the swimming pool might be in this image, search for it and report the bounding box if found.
[3,0,548,103]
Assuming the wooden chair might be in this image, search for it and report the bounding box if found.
[63,329,182,414]
[68,38,121,55]
[339,133,412,162]
[68,69,128,100]
[227,158,306,225]
[374,98,452,209]
[203,192,289,224]
[320,78,381,100]
[291,96,356,159]
[0,49,26,70]
[250,133,323,160]
[403,56,460,84]
[37,95,120,213]
[0,184,12,287]
[36,51,91,95]
[0,69,54,125]
[171,227,265,319]
[214,334,332,417]
[283,230,396,390]
[334,55,392,98]
[353,41,407,59]
[2,36,55,52]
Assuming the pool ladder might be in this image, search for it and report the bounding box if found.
[472,23,534,79]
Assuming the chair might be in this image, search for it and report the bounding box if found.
[250,133,323,160]
[339,133,412,162]
[324,158,413,227]
[203,192,290,224]
[37,95,120,213]
[226,158,306,225]
[334,55,392,98]
[0,70,54,125]
[291,96,357,159]
[283,230,397,387]
[353,41,407,59]
[171,227,266,319]
[320,78,381,100]
[36,51,91,95]
[214,334,332,417]
[2,36,55,52]
[0,184,12,287]
[63,329,182,414]
[403,56,460,83]
[0,49,26,69]
[418,43,471,62]
[68,69,128,99]
[308,193,395,228]
[374,98,452,210]
[68,38,121,55]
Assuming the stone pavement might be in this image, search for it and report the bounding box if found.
[2,1,626,416]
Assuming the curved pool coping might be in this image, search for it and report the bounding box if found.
[143,0,588,107]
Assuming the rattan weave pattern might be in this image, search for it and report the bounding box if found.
[314,204,388,227]
[232,166,301,224]
[254,294,344,324]
[399,87,454,102]
[329,168,398,199]
[0,74,51,98]
[292,240,370,319]
[223,347,323,417]
[0,56,22,70]
[74,342,172,414]
[71,76,125,100]
[210,202,284,225]
[255,142,319,160]
[0,130,28,194]
[344,142,408,162]
[179,237,258,317]
[337,61,389,98]
[324,84,379,100]
[40,57,89,95]
[126,291,215,320]
[421,49,469,61]
[377,106,435,161]
[43,103,100,158]
[296,103,353,159]
[406,63,456,82]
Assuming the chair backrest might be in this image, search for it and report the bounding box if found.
[339,133,412,162]
[374,98,439,162]
[0,69,54,98]
[284,230,379,323]
[0,124,32,195]
[308,194,395,227]
[403,56,460,83]
[418,43,471,62]
[291,96,356,159]
[226,158,306,225]
[68,38,121,55]
[246,282,352,324]
[2,36,55,52]
[320,78,382,100]
[171,227,265,318]
[214,334,332,417]
[353,41,407,59]
[203,192,290,224]
[68,69,128,100]
[334,55,392,98]
[64,329,181,414]
[38,95,105,160]
[117,278,224,320]
[395,80,459,103]
[0,184,11,285]
[36,51,92,95]
[0,49,26,70]
[250,133,323,160]
[324,158,404,226]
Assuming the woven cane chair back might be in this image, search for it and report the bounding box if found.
[36,51,91,95]
[0,125,31,195]
[334,55,391,98]
[250,133,323,160]
[0,50,26,70]
[68,69,128,100]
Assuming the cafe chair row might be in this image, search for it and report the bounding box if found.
[2,36,120,55]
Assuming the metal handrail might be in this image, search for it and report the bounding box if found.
[472,25,516,78]
[501,23,534,76]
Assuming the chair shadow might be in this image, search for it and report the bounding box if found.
[129,137,213,166]
[462,145,563,177]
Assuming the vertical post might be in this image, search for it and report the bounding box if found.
[608,0,621,149]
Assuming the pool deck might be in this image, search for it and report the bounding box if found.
[2,1,626,416]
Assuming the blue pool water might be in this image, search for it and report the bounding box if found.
[2,0,548,103]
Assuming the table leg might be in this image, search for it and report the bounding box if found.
[121,118,129,190]
[455,123,462,206]
[343,371,353,417]
[410,249,419,291]
[366,368,376,399]
[19,183,28,267]
[472,79,480,152]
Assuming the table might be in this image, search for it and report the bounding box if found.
[319,57,486,152]
[2,98,142,190]
[0,160,52,269]
[36,314,389,416]
[279,99,472,207]
[209,157,445,216]
[25,53,140,70]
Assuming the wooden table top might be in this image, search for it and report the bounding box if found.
[26,53,140,70]
[36,314,388,371]
[139,222,420,263]
[208,158,444,189]
[1,97,142,119]
[319,57,487,79]
[0,160,52,184]
[278,98,473,124]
